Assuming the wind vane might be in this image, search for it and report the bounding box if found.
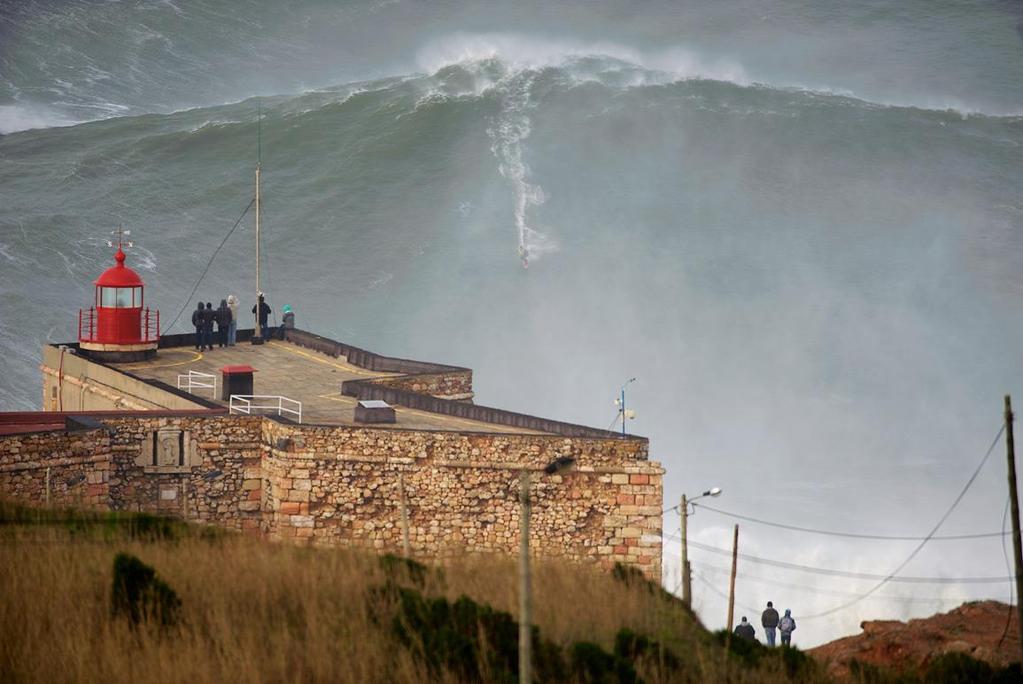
[105,226,134,251]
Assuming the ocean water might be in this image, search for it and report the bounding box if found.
[2,0,1023,646]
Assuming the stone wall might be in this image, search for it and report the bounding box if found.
[0,427,112,509]
[261,421,663,576]
[101,415,263,532]
[0,414,663,579]
[366,370,474,401]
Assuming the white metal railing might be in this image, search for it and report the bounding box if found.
[176,370,217,397]
[229,394,302,423]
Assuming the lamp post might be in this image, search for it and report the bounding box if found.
[615,378,637,437]
[680,486,722,609]
[520,456,576,684]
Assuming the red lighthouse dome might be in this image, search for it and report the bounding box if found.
[79,243,160,361]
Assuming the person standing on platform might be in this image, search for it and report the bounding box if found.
[226,294,239,346]
[761,601,779,647]
[252,292,271,340]
[216,299,231,348]
[191,302,206,351]
[280,304,295,340]
[202,302,215,351]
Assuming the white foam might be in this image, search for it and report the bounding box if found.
[417,32,751,87]
[485,69,558,263]
[0,105,77,135]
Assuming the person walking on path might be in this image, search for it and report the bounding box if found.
[279,304,295,340]
[202,302,216,351]
[761,601,779,647]
[226,294,239,346]
[779,609,796,646]
[191,302,206,350]
[733,616,756,642]
[252,292,271,340]
[216,299,231,348]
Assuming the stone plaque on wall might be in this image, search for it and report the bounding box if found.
[137,426,198,473]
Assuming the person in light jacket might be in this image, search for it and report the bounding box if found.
[279,304,295,340]
[779,609,796,646]
[226,294,239,346]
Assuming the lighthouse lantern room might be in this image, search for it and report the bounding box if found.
[78,237,159,362]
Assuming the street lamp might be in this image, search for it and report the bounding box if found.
[613,378,637,438]
[679,487,722,609]
[520,456,576,684]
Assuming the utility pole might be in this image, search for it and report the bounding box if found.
[726,524,738,633]
[681,493,691,608]
[398,473,411,557]
[519,470,532,684]
[1005,395,1023,660]
[252,100,264,344]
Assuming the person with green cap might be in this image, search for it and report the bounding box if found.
[279,304,295,339]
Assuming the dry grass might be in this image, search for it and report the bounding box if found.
[0,502,825,683]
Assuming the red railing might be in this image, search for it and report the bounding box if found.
[79,307,160,344]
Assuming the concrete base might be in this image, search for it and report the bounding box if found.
[79,341,158,363]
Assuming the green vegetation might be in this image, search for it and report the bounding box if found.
[0,499,827,682]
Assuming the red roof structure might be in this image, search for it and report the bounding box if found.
[94,247,145,287]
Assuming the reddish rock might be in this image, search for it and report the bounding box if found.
[810,601,1021,680]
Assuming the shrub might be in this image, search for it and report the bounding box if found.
[924,652,996,684]
[110,553,181,628]
[570,641,639,684]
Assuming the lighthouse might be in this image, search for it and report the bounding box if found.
[78,237,160,362]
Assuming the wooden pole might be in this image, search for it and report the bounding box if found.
[519,471,532,684]
[45,467,51,506]
[398,473,411,557]
[681,494,691,608]
[1005,395,1023,661]
[726,524,738,633]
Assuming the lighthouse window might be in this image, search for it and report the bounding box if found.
[99,287,141,308]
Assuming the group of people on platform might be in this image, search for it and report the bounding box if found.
[733,602,796,647]
[191,292,295,351]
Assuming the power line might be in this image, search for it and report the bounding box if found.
[692,569,760,615]
[164,199,254,333]
[672,534,1011,584]
[688,502,1009,541]
[692,560,989,605]
[797,424,1006,619]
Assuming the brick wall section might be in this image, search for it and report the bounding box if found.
[0,428,113,508]
[262,421,663,577]
[365,370,474,400]
[0,416,664,580]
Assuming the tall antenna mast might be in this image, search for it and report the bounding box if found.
[254,100,263,342]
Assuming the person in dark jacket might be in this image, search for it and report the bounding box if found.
[191,302,206,351]
[761,601,779,647]
[733,616,756,642]
[252,292,271,339]
[202,302,215,351]
[216,299,231,348]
